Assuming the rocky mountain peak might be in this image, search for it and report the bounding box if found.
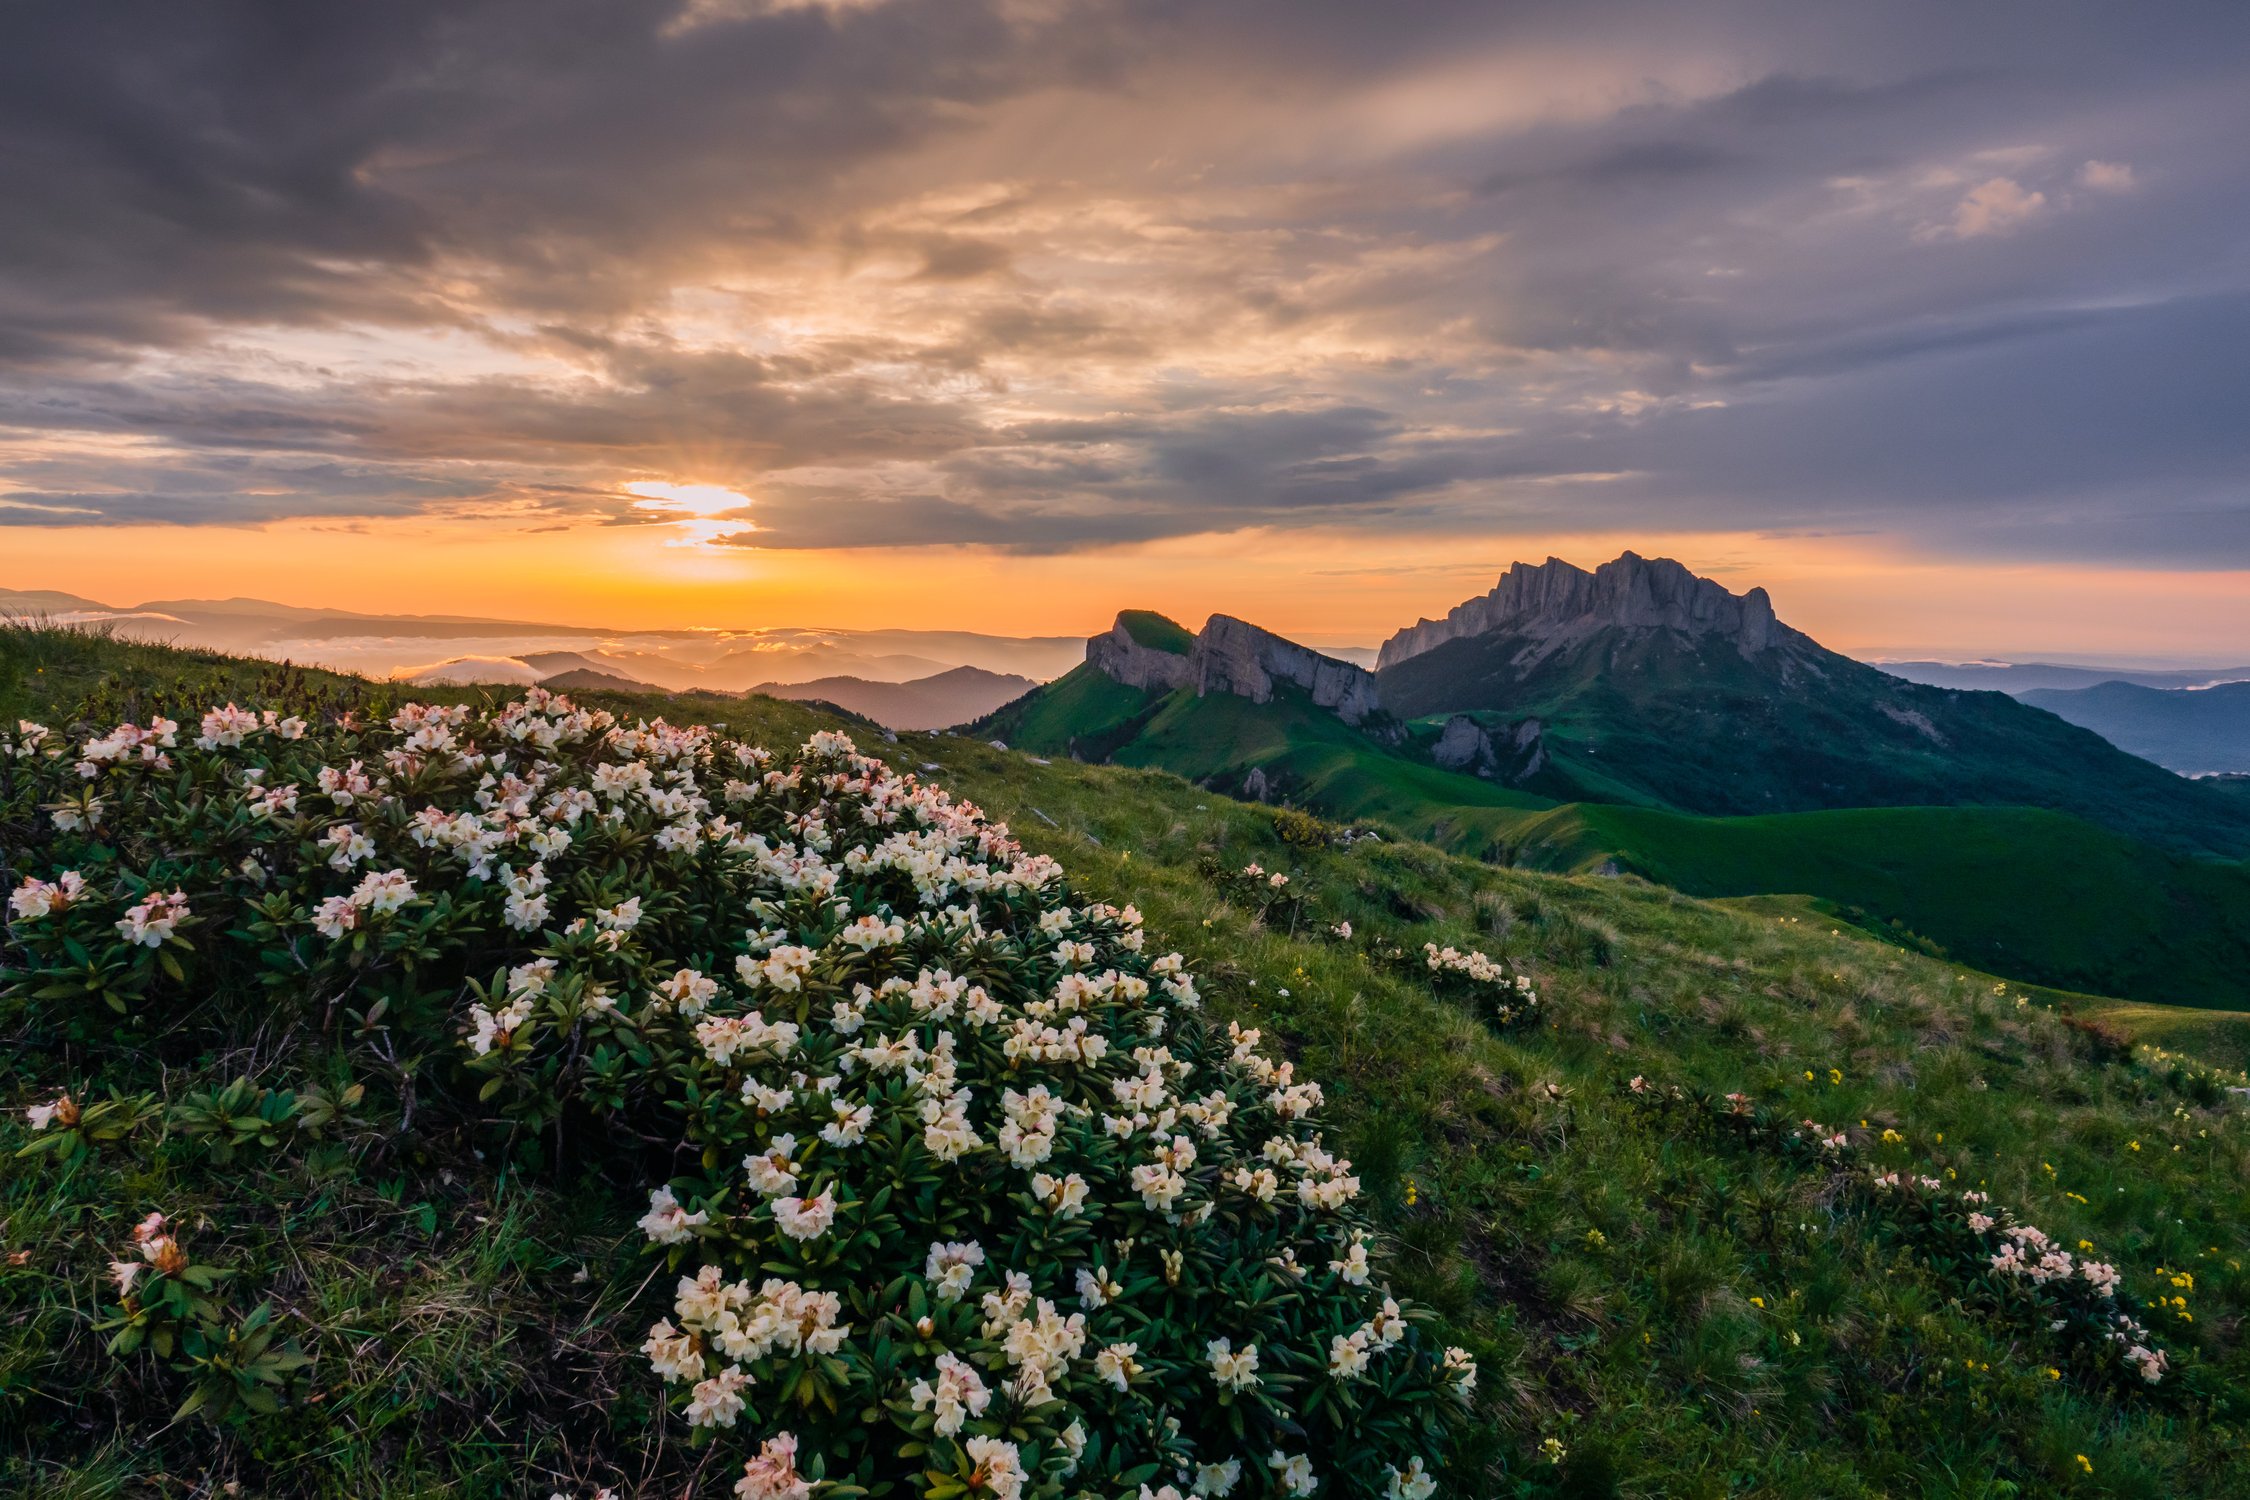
[1376,551,1790,671]
[1085,611,1382,725]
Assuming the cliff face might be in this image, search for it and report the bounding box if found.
[1194,615,1382,724]
[1377,551,1791,671]
[1083,612,1381,725]
[1085,617,1193,693]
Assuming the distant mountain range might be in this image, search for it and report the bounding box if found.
[975,552,2250,1006]
[1873,658,2250,775]
[754,666,1035,731]
[990,552,2249,857]
[1876,659,2250,693]
[2016,680,2250,776]
[0,586,1085,692]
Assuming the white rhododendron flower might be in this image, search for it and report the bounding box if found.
[10,870,86,920]
[771,1188,836,1242]
[1207,1337,1261,1392]
[908,1352,990,1436]
[1268,1451,1318,1497]
[1386,1456,1438,1500]
[638,1186,707,1245]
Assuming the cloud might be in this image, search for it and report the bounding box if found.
[0,0,2246,568]
[2079,159,2136,191]
[398,654,544,686]
[1931,177,2048,239]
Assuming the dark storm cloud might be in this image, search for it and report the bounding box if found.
[1,0,2248,562]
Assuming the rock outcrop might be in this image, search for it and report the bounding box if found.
[1193,615,1382,725]
[1377,552,1793,671]
[1429,713,1547,783]
[1085,616,1194,694]
[1084,611,1382,725]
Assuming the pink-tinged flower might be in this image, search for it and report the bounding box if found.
[196,704,260,749]
[351,868,417,916]
[642,1318,703,1382]
[26,1094,78,1131]
[772,1188,836,1242]
[734,1432,813,1500]
[908,1352,991,1436]
[312,895,360,940]
[685,1365,752,1428]
[138,1232,187,1276]
[115,890,190,947]
[965,1435,1026,1500]
[109,1259,146,1296]
[637,1186,708,1245]
[10,870,87,920]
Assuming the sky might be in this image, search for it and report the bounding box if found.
[2,0,2247,656]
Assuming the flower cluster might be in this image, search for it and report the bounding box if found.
[1420,943,1539,1025]
[1626,1081,2174,1390]
[1204,858,1312,932]
[4,692,1475,1495]
[1868,1173,2167,1383]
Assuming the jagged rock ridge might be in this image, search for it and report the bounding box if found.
[1085,612,1381,724]
[1377,551,1797,671]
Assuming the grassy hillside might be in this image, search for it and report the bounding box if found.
[982,668,2250,1010]
[1377,627,2250,859]
[979,661,1163,761]
[1500,802,2250,1012]
[5,626,2250,1498]
[1115,609,1195,655]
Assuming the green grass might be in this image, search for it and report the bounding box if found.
[978,661,1159,758]
[1527,802,2250,1011]
[1116,609,1195,654]
[6,625,2250,1497]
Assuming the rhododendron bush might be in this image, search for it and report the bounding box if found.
[3,693,1474,1498]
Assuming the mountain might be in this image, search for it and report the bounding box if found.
[1374,552,2250,857]
[0,584,1085,689]
[1876,659,2250,694]
[754,665,1036,730]
[2020,680,2250,776]
[975,564,2250,1006]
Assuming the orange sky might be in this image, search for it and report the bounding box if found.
[10,515,2248,662]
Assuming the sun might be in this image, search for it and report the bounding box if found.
[624,480,758,549]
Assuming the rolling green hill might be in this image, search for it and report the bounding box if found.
[981,663,2250,1008]
[5,623,2248,1498]
[1515,801,2250,1009]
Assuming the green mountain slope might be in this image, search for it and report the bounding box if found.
[1514,802,2250,1008]
[984,655,2250,1007]
[5,624,2248,1498]
[1378,624,2250,859]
